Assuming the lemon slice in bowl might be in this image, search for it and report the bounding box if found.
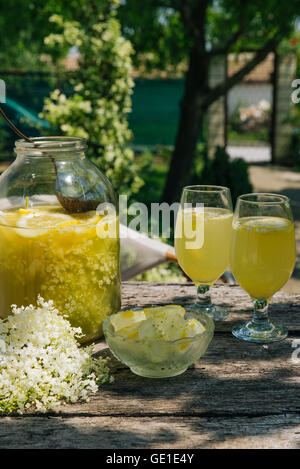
[118,323,140,339]
[110,309,146,332]
[144,304,186,318]
[183,318,206,336]
[138,311,187,341]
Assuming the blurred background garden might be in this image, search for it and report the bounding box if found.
[1,0,300,288]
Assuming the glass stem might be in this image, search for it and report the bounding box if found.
[195,284,212,311]
[252,298,271,329]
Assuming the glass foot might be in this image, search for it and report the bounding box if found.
[232,320,288,343]
[186,302,228,321]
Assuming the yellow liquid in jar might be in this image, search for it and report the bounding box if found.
[231,216,296,299]
[175,207,233,285]
[0,205,120,343]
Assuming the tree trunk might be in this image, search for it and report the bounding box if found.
[161,47,209,203]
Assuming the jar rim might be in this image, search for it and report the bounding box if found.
[15,136,87,153]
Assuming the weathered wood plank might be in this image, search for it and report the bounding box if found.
[0,414,299,449]
[48,333,299,418]
[121,282,300,332]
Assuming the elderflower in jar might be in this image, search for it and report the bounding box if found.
[0,137,121,343]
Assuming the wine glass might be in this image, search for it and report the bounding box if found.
[175,185,233,321]
[231,193,296,343]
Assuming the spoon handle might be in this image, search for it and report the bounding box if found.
[0,107,32,142]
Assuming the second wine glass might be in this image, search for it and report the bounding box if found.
[230,193,296,342]
[175,185,233,321]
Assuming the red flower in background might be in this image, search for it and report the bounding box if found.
[290,38,298,46]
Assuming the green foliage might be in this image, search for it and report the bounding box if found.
[192,146,253,204]
[135,143,252,206]
[228,129,269,143]
[284,81,300,168]
[278,32,300,76]
[0,123,10,161]
[40,0,144,197]
[134,149,170,205]
[119,0,299,72]
[0,0,76,69]
[0,0,121,70]
[287,130,300,169]
[118,1,191,73]
[134,263,186,283]
[1,0,298,72]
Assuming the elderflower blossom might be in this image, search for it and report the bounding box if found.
[0,297,113,414]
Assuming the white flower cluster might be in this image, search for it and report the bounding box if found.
[0,297,113,414]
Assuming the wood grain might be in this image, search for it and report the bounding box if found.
[120,282,300,333]
[0,414,299,449]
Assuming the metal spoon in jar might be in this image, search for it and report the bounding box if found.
[0,106,99,213]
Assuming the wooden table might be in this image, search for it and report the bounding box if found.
[0,282,299,449]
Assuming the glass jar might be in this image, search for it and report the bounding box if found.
[0,137,121,344]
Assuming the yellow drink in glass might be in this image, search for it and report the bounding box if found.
[175,185,233,321]
[175,207,233,285]
[0,205,120,343]
[231,217,295,300]
[231,193,296,343]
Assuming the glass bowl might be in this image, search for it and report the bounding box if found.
[103,310,214,378]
